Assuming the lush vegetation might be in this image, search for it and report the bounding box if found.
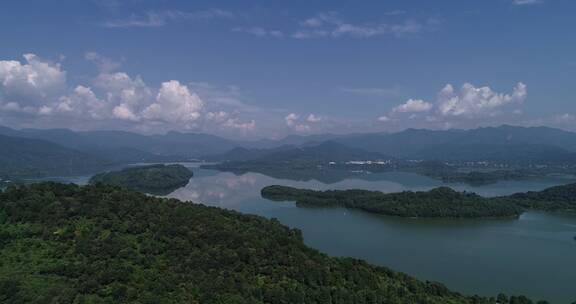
[507,183,576,212]
[262,183,576,219]
[0,182,542,303]
[90,164,193,195]
[262,186,523,218]
[440,170,535,185]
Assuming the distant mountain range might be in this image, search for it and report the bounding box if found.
[0,134,106,177]
[207,125,576,164]
[333,125,576,162]
[205,141,387,163]
[1,125,576,178]
[0,126,237,160]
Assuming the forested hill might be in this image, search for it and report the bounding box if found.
[262,186,523,219]
[261,183,576,219]
[89,164,193,195]
[0,183,535,304]
[507,183,576,212]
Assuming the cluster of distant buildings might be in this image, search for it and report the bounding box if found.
[342,160,393,165]
[324,159,576,171]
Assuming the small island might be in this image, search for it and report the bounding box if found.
[262,183,576,219]
[262,185,522,218]
[90,164,193,195]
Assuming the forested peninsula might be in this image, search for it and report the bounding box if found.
[89,164,193,195]
[261,183,576,219]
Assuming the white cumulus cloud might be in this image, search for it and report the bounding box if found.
[377,115,391,122]
[306,114,322,123]
[0,53,263,135]
[437,82,527,117]
[284,113,324,132]
[392,99,432,113]
[285,113,299,127]
[113,103,140,122]
[143,80,203,123]
[378,82,529,129]
[0,54,66,112]
[222,118,256,131]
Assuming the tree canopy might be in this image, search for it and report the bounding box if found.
[262,183,576,219]
[0,182,538,303]
[89,164,193,195]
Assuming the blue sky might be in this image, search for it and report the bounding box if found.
[0,0,575,138]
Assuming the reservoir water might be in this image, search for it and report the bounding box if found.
[164,165,576,303]
[52,164,576,303]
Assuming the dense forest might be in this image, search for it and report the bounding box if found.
[89,164,193,195]
[440,170,535,185]
[261,183,576,219]
[262,186,523,218]
[507,183,576,212]
[0,182,543,303]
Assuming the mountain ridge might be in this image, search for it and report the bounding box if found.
[2,124,576,164]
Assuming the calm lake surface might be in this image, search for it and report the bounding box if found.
[168,165,576,303]
[54,163,576,303]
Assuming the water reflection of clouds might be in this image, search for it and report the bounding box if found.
[166,168,572,209]
[166,170,429,209]
[161,168,576,303]
[166,171,274,208]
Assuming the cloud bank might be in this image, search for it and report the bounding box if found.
[1,54,571,137]
[379,82,528,129]
[0,53,257,136]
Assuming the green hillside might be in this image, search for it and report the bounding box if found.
[0,183,535,304]
[90,164,193,195]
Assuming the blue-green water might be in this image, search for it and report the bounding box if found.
[164,166,576,303]
[48,164,576,303]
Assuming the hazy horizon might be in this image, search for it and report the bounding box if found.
[2,123,576,142]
